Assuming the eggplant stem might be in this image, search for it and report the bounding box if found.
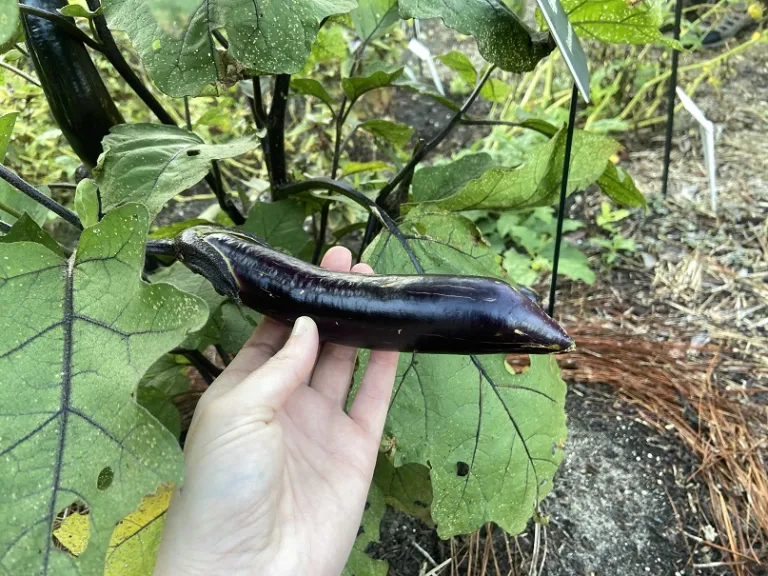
[312,202,330,264]
[0,164,83,230]
[18,5,104,53]
[266,74,290,190]
[174,349,221,384]
[0,58,42,87]
[276,178,423,273]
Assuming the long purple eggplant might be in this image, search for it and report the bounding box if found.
[171,226,574,355]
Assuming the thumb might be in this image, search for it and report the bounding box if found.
[235,316,319,411]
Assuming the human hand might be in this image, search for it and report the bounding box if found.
[153,246,400,576]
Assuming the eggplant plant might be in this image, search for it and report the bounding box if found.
[0,0,662,574]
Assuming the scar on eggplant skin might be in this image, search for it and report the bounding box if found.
[456,461,470,477]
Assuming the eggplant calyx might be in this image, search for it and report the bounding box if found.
[174,228,241,301]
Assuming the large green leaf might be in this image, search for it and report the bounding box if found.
[93,124,259,220]
[0,204,207,574]
[416,129,619,211]
[411,153,494,203]
[360,208,567,536]
[399,0,553,72]
[103,0,357,97]
[561,0,668,45]
[242,198,309,255]
[350,0,399,42]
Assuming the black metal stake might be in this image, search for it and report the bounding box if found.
[548,83,579,317]
[661,0,684,197]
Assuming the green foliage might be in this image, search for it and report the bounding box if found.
[0,0,19,50]
[0,204,207,574]
[399,0,554,73]
[591,201,637,264]
[94,124,261,220]
[0,0,659,573]
[103,0,357,97]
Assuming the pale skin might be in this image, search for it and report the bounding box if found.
[153,246,400,576]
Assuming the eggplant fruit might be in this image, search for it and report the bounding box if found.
[172,226,574,355]
[21,0,124,168]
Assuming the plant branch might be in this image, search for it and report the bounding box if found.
[85,0,176,126]
[211,29,229,49]
[207,163,244,224]
[250,77,268,130]
[0,164,82,229]
[183,97,192,131]
[172,349,222,383]
[312,202,330,264]
[276,178,422,272]
[18,5,104,52]
[375,65,496,204]
[265,74,291,190]
[0,58,41,87]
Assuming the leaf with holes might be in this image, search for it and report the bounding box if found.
[103,0,357,97]
[52,483,173,575]
[0,204,207,575]
[93,124,260,220]
[399,0,553,72]
[359,207,567,536]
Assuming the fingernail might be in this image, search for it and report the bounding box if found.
[291,316,310,337]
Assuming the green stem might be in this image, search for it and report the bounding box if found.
[0,58,41,87]
[0,200,23,220]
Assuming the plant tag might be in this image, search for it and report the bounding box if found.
[675,87,718,212]
[407,38,445,96]
[535,0,590,102]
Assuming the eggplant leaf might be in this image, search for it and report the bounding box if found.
[0,204,207,574]
[94,124,260,220]
[103,0,357,97]
[359,207,567,536]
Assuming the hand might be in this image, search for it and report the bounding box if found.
[153,247,400,576]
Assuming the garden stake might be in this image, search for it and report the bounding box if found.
[661,0,684,197]
[548,83,579,317]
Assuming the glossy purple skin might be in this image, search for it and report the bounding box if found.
[207,234,574,355]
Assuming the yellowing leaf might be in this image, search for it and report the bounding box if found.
[51,485,173,574]
[105,484,173,576]
[54,512,90,557]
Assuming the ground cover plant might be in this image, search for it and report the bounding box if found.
[0,1,698,574]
